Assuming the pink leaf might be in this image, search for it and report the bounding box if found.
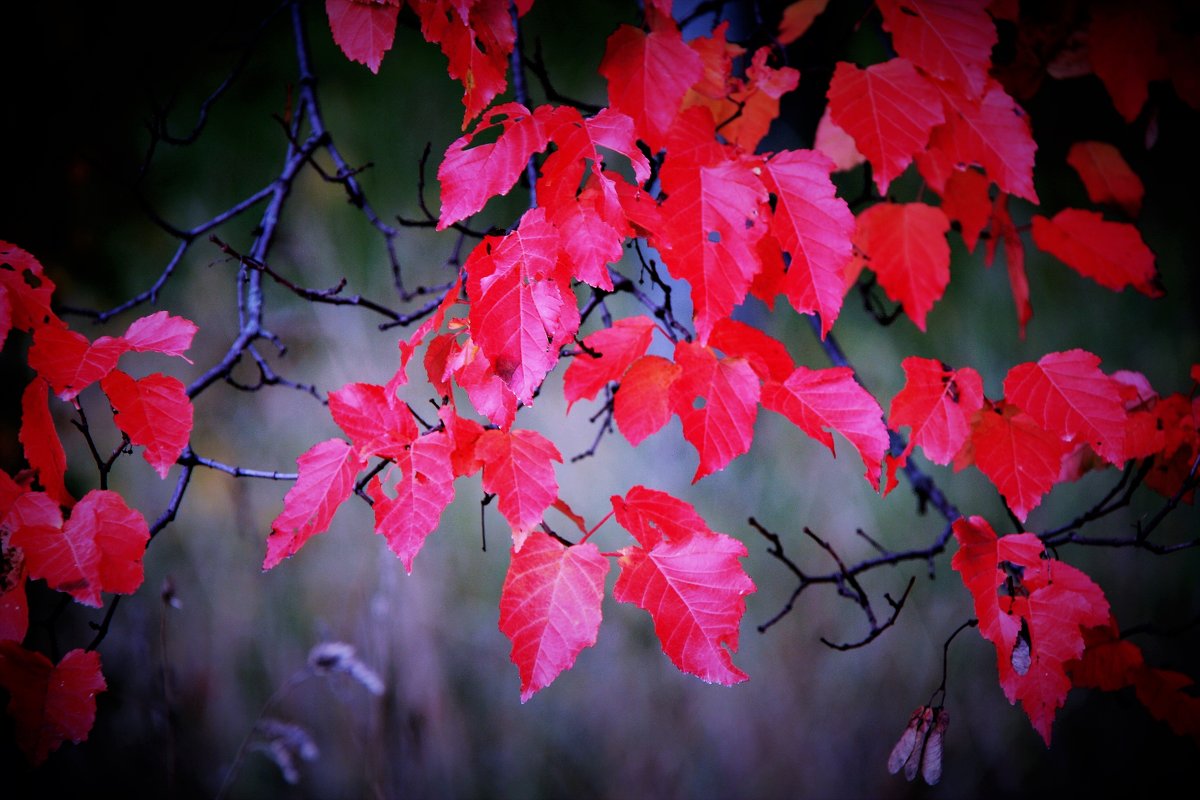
[325,0,400,73]
[120,310,198,363]
[476,428,562,539]
[102,370,193,479]
[368,431,455,574]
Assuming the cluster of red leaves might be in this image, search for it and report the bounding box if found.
[1,241,198,762]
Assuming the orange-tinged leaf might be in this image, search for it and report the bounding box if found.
[0,644,106,765]
[476,427,562,539]
[878,0,997,99]
[563,316,656,408]
[719,48,800,153]
[854,202,951,331]
[263,439,366,570]
[600,24,703,152]
[827,58,945,194]
[777,0,830,45]
[325,0,400,73]
[19,379,71,508]
[1066,141,1144,217]
[102,370,193,479]
[1031,209,1160,296]
[614,355,681,446]
[890,356,984,465]
[498,531,608,702]
[368,431,455,574]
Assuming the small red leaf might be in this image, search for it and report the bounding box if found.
[1066,141,1144,217]
[0,644,106,765]
[28,325,127,402]
[102,370,193,479]
[68,490,149,597]
[1087,3,1168,122]
[610,485,719,549]
[19,379,72,508]
[7,492,100,607]
[889,356,984,465]
[325,0,400,73]
[707,318,795,383]
[329,381,418,459]
[498,531,609,702]
[940,167,991,252]
[368,431,455,574]
[1031,209,1160,296]
[853,202,951,331]
[0,241,57,338]
[563,316,656,408]
[476,428,562,539]
[120,310,198,363]
[969,402,1072,521]
[614,355,681,446]
[669,342,761,482]
[878,0,996,99]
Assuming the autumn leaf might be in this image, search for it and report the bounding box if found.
[853,202,951,331]
[967,401,1072,522]
[889,356,984,466]
[328,381,418,459]
[498,531,608,702]
[102,370,193,479]
[939,167,991,252]
[1031,209,1160,296]
[669,341,761,482]
[1066,141,1144,217]
[19,379,71,508]
[1087,3,1168,123]
[0,241,57,344]
[610,484,720,548]
[986,193,1032,336]
[476,427,562,542]
[777,0,830,45]
[27,324,126,402]
[368,431,455,573]
[877,0,996,99]
[707,318,795,383]
[263,439,366,570]
[563,316,656,408]
[6,491,98,607]
[119,310,198,363]
[614,355,681,446]
[0,644,106,765]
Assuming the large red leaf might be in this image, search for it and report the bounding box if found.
[325,0,400,74]
[466,207,579,405]
[853,202,951,331]
[968,402,1072,522]
[263,439,366,570]
[1004,349,1128,465]
[889,356,984,465]
[19,379,71,508]
[101,370,193,479]
[69,490,149,597]
[613,355,681,446]
[613,517,755,685]
[563,316,656,408]
[7,492,100,607]
[669,342,761,482]
[27,325,126,402]
[368,431,455,573]
[827,59,945,194]
[498,531,609,702]
[476,427,562,541]
[1066,141,1144,217]
[0,644,105,765]
[599,24,703,152]
[761,365,889,489]
[119,310,198,363]
[877,0,996,99]
[761,149,855,337]
[328,381,418,459]
[438,103,555,229]
[1031,209,1160,296]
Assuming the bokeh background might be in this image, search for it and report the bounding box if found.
[2,1,1199,798]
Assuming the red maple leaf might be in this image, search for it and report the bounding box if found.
[877,0,997,99]
[939,167,991,252]
[1087,3,1168,123]
[1031,209,1161,296]
[368,431,455,573]
[119,310,198,363]
[827,58,945,194]
[263,439,366,570]
[27,324,126,402]
[853,202,952,331]
[889,356,984,466]
[0,241,57,346]
[328,381,418,459]
[19,379,71,508]
[0,644,106,765]
[761,365,889,489]
[611,484,719,548]
[967,401,1073,522]
[611,487,755,685]
[475,427,562,542]
[707,318,795,383]
[986,192,1032,336]
[563,316,656,408]
[438,333,520,429]
[613,355,681,446]
[669,341,761,482]
[325,0,400,74]
[102,370,193,479]
[497,531,608,702]
[1066,141,1144,217]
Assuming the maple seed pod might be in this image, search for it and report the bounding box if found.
[922,708,949,786]
[887,706,928,777]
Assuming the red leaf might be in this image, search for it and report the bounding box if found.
[328,382,418,459]
[563,316,656,408]
[778,0,830,45]
[263,439,366,570]
[717,48,800,153]
[28,325,127,402]
[987,193,1032,336]
[761,365,889,489]
[438,403,486,478]
[19,379,71,508]
[854,202,951,331]
[940,167,991,252]
[368,431,455,573]
[612,497,755,685]
[476,427,562,540]
[0,241,57,343]
[1087,3,1168,122]
[498,531,609,702]
[0,644,105,765]
[707,318,794,383]
[325,0,400,73]
[610,485,719,549]
[1031,209,1160,296]
[614,355,681,446]
[102,370,193,479]
[438,103,554,229]
[549,194,625,290]
[69,490,150,596]
[7,492,100,607]
[442,334,520,429]
[1004,349,1129,465]
[878,0,997,99]
[669,342,761,482]
[120,310,198,363]
[1134,667,1200,743]
[761,149,855,337]
[391,275,463,393]
[466,208,579,405]
[968,402,1072,521]
[827,59,945,194]
[812,106,865,174]
[1066,141,1144,217]
[889,356,984,465]
[599,24,703,152]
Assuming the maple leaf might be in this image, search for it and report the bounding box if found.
[1031,209,1160,296]
[612,489,755,685]
[263,439,366,570]
[827,58,945,194]
[27,324,126,402]
[853,202,951,331]
[777,0,830,45]
[475,427,562,542]
[1087,3,1168,123]
[0,241,57,345]
[497,531,608,702]
[466,207,579,405]
[877,0,997,100]
[986,192,1032,336]
[614,355,682,446]
[563,316,656,408]
[67,490,150,596]
[939,167,991,252]
[19,379,72,508]
[1004,349,1129,465]
[102,370,193,479]
[599,24,703,152]
[761,365,889,489]
[0,644,106,765]
[325,0,400,74]
[368,431,455,573]
[889,356,984,466]
[437,403,486,478]
[707,318,795,383]
[967,401,1072,522]
[438,103,556,229]
[119,310,198,362]
[328,381,418,459]
[669,341,761,482]
[438,333,520,429]
[548,191,625,290]
[1066,141,1144,217]
[760,149,855,337]
[610,484,719,548]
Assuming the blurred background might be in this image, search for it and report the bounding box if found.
[2,0,1198,797]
